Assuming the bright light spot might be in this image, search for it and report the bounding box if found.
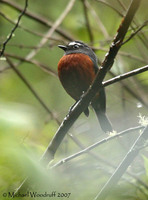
[138,113,148,126]
[137,102,143,108]
[0,57,6,61]
[0,102,39,129]
[109,130,117,136]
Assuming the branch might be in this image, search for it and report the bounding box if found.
[6,57,60,125]
[81,0,94,43]
[86,0,109,39]
[94,125,148,200]
[0,0,28,57]
[103,65,148,87]
[15,0,141,193]
[95,0,123,17]
[109,71,148,108]
[40,0,141,165]
[7,49,147,194]
[4,53,57,77]
[7,55,147,86]
[122,20,148,45]
[51,125,148,193]
[0,11,63,43]
[25,0,76,60]
[51,126,144,168]
[54,126,148,192]
[93,46,148,64]
[96,0,148,50]
[117,0,148,49]
[0,0,73,41]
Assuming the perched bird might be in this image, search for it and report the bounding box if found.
[58,41,112,133]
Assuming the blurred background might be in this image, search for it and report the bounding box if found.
[0,0,148,199]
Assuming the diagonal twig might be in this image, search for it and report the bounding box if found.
[94,125,148,200]
[122,20,148,45]
[103,65,148,87]
[4,53,57,77]
[86,0,109,39]
[25,0,76,60]
[81,0,94,43]
[95,0,123,17]
[0,0,28,57]
[14,0,142,194]
[117,0,148,49]
[6,57,60,125]
[40,0,141,165]
[51,126,144,169]
[0,11,63,43]
[109,70,148,108]
[0,0,73,41]
[68,129,148,191]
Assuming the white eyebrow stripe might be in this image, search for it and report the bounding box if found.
[69,41,82,46]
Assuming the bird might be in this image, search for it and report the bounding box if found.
[57,41,112,133]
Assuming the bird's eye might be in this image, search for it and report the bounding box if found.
[73,44,79,48]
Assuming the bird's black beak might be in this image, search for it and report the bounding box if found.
[58,45,67,51]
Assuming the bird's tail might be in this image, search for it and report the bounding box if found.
[94,109,113,133]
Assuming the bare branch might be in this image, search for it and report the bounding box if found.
[69,131,148,191]
[93,46,148,64]
[95,125,148,200]
[109,71,148,108]
[122,20,148,45]
[40,0,141,166]
[95,0,123,17]
[25,0,76,60]
[103,65,148,87]
[81,0,94,43]
[0,11,63,43]
[4,53,57,77]
[86,0,109,39]
[51,126,144,168]
[117,0,148,49]
[14,0,142,194]
[0,0,28,57]
[6,57,60,125]
[0,0,74,41]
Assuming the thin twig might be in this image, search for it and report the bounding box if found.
[95,0,123,17]
[94,125,148,200]
[40,0,141,165]
[86,0,109,39]
[69,131,148,192]
[4,53,57,77]
[25,0,76,60]
[3,56,147,108]
[97,0,148,51]
[122,20,148,45]
[0,11,63,43]
[5,44,146,193]
[109,71,148,108]
[14,0,142,194]
[0,0,28,57]
[6,57,60,125]
[81,0,94,43]
[93,46,147,64]
[0,0,73,41]
[103,65,148,87]
[51,126,144,168]
[117,0,148,50]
